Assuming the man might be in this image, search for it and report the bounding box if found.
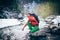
[22,13,39,33]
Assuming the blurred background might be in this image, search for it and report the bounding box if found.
[0,0,60,18]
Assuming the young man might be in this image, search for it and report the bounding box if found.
[22,13,39,33]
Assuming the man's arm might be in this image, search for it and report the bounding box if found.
[22,21,28,30]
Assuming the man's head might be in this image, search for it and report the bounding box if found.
[27,13,31,17]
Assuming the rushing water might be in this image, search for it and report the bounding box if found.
[0,19,60,40]
[29,34,60,40]
[0,0,60,40]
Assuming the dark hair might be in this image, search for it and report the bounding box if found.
[28,13,31,15]
[28,13,39,23]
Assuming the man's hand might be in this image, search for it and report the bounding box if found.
[22,28,24,31]
[22,21,28,31]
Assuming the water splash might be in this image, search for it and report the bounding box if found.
[23,1,37,14]
[2,8,22,19]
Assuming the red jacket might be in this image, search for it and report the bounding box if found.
[22,15,38,30]
[28,15,38,26]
